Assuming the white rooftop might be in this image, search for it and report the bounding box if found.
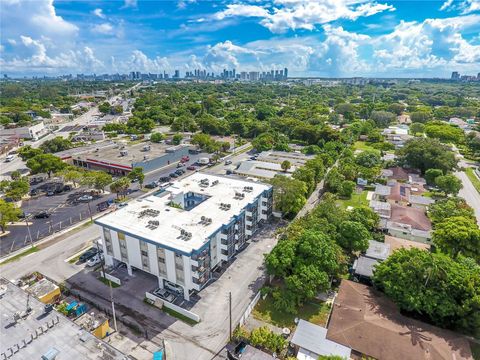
[95,173,271,254]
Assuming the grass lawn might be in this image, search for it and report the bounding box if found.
[353,141,380,154]
[252,296,331,329]
[470,341,480,360]
[1,246,39,265]
[162,306,199,326]
[465,168,480,195]
[336,190,369,209]
[98,276,121,288]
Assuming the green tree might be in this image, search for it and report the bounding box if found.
[292,167,316,195]
[82,171,113,192]
[338,220,370,253]
[325,168,345,193]
[355,150,381,168]
[10,170,21,181]
[396,138,457,174]
[3,179,29,201]
[349,206,379,231]
[370,111,396,127]
[98,102,112,114]
[150,132,165,143]
[270,175,307,218]
[338,180,356,198]
[432,216,480,261]
[410,122,425,136]
[40,137,72,153]
[0,199,22,233]
[58,168,84,187]
[18,145,43,161]
[428,198,475,224]
[281,160,291,172]
[435,174,462,196]
[424,168,443,185]
[110,177,131,199]
[252,133,275,152]
[410,111,432,123]
[373,248,480,333]
[304,156,325,183]
[128,167,145,188]
[26,154,66,178]
[172,133,183,145]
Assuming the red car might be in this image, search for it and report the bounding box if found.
[187,165,196,171]
[180,155,190,163]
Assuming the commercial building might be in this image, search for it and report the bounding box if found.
[56,140,190,175]
[95,173,273,300]
[1,121,48,140]
[0,278,127,360]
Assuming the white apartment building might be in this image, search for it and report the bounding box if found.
[95,173,273,300]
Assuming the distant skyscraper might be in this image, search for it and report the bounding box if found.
[284,68,288,79]
[451,71,460,80]
[174,70,180,78]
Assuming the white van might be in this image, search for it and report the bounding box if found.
[5,155,14,162]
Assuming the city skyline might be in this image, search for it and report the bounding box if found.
[1,0,480,78]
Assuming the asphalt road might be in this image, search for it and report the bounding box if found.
[456,170,480,225]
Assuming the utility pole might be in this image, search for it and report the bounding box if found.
[229,291,232,342]
[87,200,93,222]
[25,215,33,247]
[95,239,117,332]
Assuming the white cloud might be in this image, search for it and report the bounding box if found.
[92,23,115,35]
[122,0,137,9]
[440,0,480,13]
[213,0,395,33]
[7,39,17,45]
[92,8,106,19]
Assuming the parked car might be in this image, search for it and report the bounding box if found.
[79,247,98,262]
[34,211,50,219]
[226,169,233,175]
[117,202,128,208]
[187,165,196,171]
[145,181,158,189]
[188,148,200,155]
[46,190,55,196]
[175,169,185,175]
[63,184,72,192]
[225,160,232,165]
[170,172,178,178]
[159,176,171,182]
[78,195,93,202]
[86,253,104,267]
[30,189,40,196]
[18,212,31,219]
[97,202,109,211]
[181,155,190,163]
[5,155,14,162]
[177,162,185,168]
[250,156,257,160]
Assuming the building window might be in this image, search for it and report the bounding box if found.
[140,241,150,272]
[117,232,128,262]
[103,228,113,255]
[175,253,184,284]
[157,247,167,276]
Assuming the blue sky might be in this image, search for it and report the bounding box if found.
[1,0,479,77]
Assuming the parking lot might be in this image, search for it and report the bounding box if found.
[0,150,212,256]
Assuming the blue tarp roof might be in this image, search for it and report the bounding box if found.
[153,350,163,360]
[66,301,78,311]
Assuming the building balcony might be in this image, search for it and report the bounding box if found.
[220,233,228,241]
[220,253,229,262]
[260,213,268,221]
[190,259,199,267]
[246,229,252,236]
[220,242,228,250]
[191,282,201,291]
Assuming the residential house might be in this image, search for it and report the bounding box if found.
[373,184,391,201]
[326,280,474,360]
[384,235,430,252]
[369,200,391,219]
[352,240,391,280]
[384,204,432,244]
[290,319,351,360]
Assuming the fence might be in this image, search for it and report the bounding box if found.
[145,291,201,323]
[239,291,261,326]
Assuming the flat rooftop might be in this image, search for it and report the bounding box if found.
[257,150,314,166]
[236,160,295,179]
[0,278,126,360]
[56,140,182,167]
[95,173,271,254]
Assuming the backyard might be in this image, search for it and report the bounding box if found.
[336,190,369,209]
[252,296,331,330]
